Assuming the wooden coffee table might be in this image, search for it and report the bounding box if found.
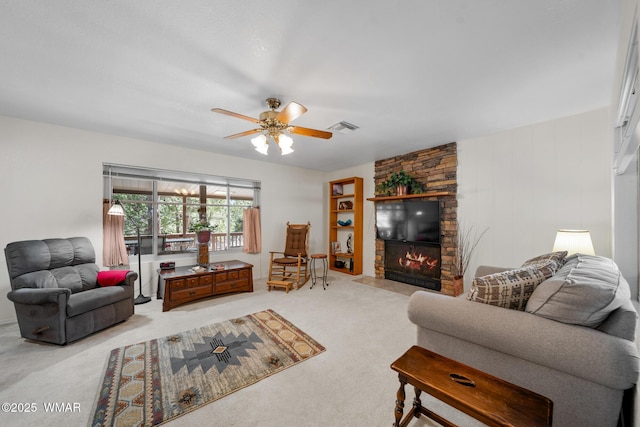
[391,346,553,427]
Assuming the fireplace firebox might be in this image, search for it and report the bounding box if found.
[384,240,441,291]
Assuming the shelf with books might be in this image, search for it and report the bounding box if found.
[328,177,362,275]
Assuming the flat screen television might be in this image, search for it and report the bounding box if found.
[376,200,440,243]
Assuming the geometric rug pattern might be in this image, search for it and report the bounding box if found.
[89,309,325,426]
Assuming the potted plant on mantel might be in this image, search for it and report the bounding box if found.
[452,223,489,296]
[376,171,425,196]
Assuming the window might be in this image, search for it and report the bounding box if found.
[615,17,639,175]
[104,164,260,256]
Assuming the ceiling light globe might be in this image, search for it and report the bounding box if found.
[280,145,294,155]
[278,134,293,148]
[278,134,294,155]
[251,134,267,148]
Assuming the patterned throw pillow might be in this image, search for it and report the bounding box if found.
[467,262,556,310]
[521,251,568,273]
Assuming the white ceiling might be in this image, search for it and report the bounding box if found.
[0,1,621,172]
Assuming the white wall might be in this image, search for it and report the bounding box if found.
[0,115,325,324]
[457,108,614,291]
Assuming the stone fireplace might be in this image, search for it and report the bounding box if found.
[373,142,458,295]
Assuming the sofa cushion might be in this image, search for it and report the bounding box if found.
[525,254,631,328]
[12,264,98,293]
[5,237,96,279]
[521,251,568,271]
[66,285,134,317]
[467,262,555,310]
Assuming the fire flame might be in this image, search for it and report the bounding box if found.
[398,250,438,270]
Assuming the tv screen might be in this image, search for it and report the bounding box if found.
[376,200,440,243]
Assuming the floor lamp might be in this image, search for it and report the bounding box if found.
[107,199,151,305]
[133,224,151,305]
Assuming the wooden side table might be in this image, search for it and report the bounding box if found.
[310,253,328,290]
[391,346,553,427]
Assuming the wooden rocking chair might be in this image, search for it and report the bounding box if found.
[268,222,310,290]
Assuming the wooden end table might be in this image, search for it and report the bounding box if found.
[391,346,553,427]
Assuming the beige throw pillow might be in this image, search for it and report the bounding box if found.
[467,262,556,310]
[521,251,568,272]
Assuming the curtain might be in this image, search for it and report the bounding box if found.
[242,207,262,254]
[103,200,129,266]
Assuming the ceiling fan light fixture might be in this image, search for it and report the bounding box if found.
[251,134,266,148]
[280,145,294,155]
[251,134,269,155]
[213,98,329,155]
[255,144,269,155]
[278,134,294,155]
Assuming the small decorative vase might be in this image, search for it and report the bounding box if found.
[396,185,408,196]
[453,276,464,297]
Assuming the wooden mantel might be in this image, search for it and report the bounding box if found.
[366,191,452,202]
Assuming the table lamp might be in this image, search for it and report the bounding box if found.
[552,229,595,256]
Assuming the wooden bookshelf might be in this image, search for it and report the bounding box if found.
[329,177,363,275]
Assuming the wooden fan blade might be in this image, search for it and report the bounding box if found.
[276,102,308,123]
[211,108,260,123]
[224,129,263,139]
[288,126,333,139]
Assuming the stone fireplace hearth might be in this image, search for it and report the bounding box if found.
[373,142,458,295]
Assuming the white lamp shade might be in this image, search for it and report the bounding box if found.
[552,229,595,256]
[107,200,125,216]
[251,134,266,148]
[279,145,294,155]
[278,134,294,155]
[251,134,269,155]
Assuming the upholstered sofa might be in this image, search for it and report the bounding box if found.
[408,253,639,427]
[5,237,137,345]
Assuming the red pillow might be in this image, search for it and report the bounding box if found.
[97,270,130,287]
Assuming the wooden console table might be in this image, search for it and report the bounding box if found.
[157,260,253,312]
[391,346,552,427]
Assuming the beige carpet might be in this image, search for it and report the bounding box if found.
[0,272,482,427]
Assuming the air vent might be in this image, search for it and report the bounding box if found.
[328,121,359,134]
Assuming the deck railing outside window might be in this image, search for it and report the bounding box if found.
[125,232,244,255]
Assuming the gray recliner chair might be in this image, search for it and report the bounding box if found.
[5,237,137,345]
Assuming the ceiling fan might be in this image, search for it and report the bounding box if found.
[211,98,332,155]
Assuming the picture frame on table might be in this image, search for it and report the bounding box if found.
[331,241,342,254]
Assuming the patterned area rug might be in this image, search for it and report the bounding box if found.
[89,309,325,426]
